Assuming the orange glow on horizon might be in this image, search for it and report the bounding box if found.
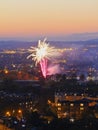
[0,0,98,39]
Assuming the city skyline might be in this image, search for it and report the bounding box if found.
[0,0,98,41]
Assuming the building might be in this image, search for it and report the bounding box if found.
[48,92,98,120]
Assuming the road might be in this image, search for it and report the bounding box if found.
[0,123,13,130]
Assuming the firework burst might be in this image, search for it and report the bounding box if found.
[27,39,60,78]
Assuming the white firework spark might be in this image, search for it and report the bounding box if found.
[27,39,60,64]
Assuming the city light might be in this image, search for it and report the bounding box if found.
[6,111,11,116]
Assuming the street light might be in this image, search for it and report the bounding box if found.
[6,111,11,117]
[18,109,22,114]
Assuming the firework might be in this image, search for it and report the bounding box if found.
[27,39,60,78]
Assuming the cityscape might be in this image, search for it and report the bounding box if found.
[0,0,98,130]
[0,40,98,130]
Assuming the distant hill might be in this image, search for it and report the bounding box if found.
[0,39,98,49]
[0,41,36,49]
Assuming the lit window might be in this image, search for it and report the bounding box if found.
[58,107,61,111]
[80,107,84,110]
[80,103,84,106]
[26,102,28,105]
[70,118,75,122]
[70,103,74,107]
[57,103,61,106]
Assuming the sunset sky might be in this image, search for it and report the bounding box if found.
[0,0,98,41]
